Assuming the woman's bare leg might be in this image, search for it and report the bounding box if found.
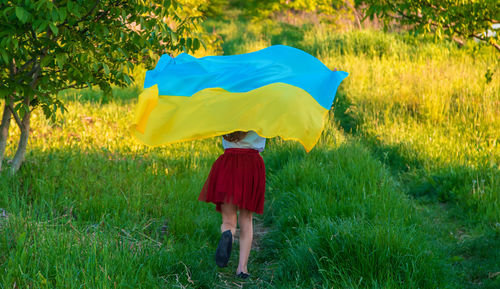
[220,203,237,237]
[237,208,253,274]
[215,203,238,267]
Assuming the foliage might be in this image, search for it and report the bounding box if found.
[0,0,202,121]
[0,0,210,173]
[201,0,230,17]
[356,0,500,51]
[176,0,229,18]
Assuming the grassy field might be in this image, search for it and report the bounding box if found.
[1,10,499,289]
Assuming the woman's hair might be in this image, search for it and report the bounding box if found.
[223,131,248,142]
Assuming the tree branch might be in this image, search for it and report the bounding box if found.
[19,30,53,85]
[19,58,36,73]
[29,64,42,89]
[472,34,500,52]
[389,5,499,51]
[10,58,18,76]
[57,0,100,29]
[56,83,86,91]
[7,103,23,129]
[61,0,125,33]
[81,0,101,22]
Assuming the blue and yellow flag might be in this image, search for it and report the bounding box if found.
[131,45,348,152]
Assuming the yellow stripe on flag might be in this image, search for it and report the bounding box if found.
[130,83,329,152]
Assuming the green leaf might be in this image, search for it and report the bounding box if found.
[2,7,14,18]
[51,9,59,22]
[170,30,178,42]
[49,22,59,35]
[55,54,66,69]
[193,38,200,51]
[0,37,8,47]
[0,88,10,98]
[15,6,29,23]
[102,63,110,75]
[36,20,48,33]
[123,74,132,85]
[12,38,18,49]
[34,0,45,10]
[40,55,53,67]
[59,7,67,21]
[14,102,25,118]
[0,50,8,64]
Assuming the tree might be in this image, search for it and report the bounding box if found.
[356,0,500,51]
[0,0,203,173]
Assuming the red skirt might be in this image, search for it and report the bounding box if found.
[199,148,266,214]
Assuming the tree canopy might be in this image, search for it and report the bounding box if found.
[0,0,203,173]
[356,0,500,51]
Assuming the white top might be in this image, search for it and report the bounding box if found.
[222,131,266,152]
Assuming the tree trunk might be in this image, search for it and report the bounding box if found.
[0,101,12,172]
[345,0,362,29]
[10,110,30,174]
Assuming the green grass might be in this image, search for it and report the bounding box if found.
[1,12,499,289]
[258,141,454,288]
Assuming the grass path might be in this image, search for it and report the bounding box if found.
[411,202,500,289]
[213,215,273,288]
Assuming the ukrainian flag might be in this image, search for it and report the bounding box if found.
[131,45,348,152]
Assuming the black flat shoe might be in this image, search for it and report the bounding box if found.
[236,272,250,279]
[215,230,232,267]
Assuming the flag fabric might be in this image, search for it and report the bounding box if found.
[130,45,348,152]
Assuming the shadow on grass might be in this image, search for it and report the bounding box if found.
[358,128,499,221]
[269,23,307,47]
[451,230,500,289]
[215,20,310,56]
[331,87,360,134]
[262,140,307,175]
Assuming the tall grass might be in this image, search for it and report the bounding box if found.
[1,88,227,288]
[258,140,453,288]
